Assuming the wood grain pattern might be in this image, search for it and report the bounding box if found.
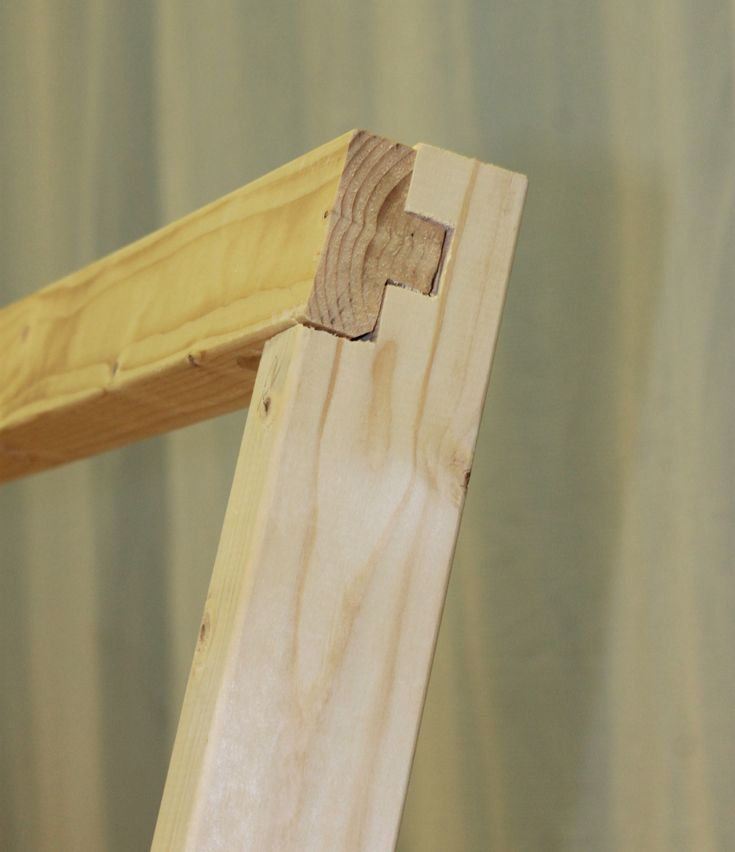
[0,132,352,481]
[152,144,527,850]
[0,131,445,482]
[305,131,447,338]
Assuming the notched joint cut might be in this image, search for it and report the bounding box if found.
[302,130,448,341]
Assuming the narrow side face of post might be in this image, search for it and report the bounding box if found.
[152,145,527,850]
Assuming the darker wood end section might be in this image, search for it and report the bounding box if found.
[304,131,447,339]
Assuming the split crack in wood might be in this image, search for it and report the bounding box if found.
[303,131,448,340]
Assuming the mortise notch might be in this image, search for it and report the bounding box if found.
[304,131,447,339]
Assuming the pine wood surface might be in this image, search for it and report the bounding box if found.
[152,144,527,850]
[0,131,445,482]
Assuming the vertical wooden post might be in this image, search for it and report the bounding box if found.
[152,144,527,850]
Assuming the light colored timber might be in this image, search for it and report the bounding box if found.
[0,131,445,482]
[152,144,527,850]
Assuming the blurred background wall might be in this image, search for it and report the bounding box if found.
[1,2,733,850]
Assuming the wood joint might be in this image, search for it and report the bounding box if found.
[304,131,447,339]
[0,131,451,481]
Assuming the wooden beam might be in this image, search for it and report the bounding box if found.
[152,144,527,849]
[0,131,445,481]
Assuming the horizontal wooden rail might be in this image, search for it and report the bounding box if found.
[0,131,446,481]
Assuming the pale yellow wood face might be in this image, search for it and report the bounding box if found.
[152,145,527,850]
[0,132,354,481]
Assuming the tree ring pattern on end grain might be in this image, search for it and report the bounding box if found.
[304,131,447,339]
